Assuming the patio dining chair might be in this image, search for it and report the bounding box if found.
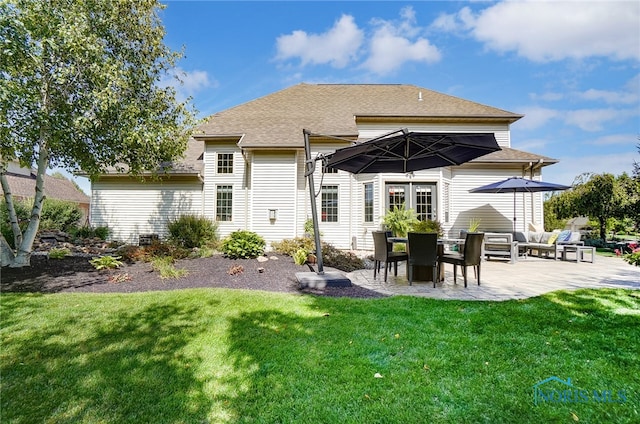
[439,232,484,287]
[372,231,408,282]
[407,232,439,287]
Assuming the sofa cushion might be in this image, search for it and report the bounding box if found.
[546,233,559,245]
[529,232,543,243]
[557,230,572,242]
[514,232,528,242]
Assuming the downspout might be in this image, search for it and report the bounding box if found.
[239,135,249,230]
[531,159,544,226]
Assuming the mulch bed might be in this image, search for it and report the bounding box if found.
[0,254,386,298]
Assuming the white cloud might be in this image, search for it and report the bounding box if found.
[274,7,440,75]
[275,15,364,68]
[159,68,215,101]
[530,92,564,102]
[513,106,561,130]
[516,100,638,132]
[564,108,633,132]
[362,7,441,75]
[590,134,638,146]
[578,88,639,105]
[442,1,639,62]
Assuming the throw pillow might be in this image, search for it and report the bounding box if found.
[569,232,582,243]
[529,232,542,243]
[558,230,572,242]
[547,233,559,245]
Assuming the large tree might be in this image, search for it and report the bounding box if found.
[550,173,626,241]
[1,0,197,267]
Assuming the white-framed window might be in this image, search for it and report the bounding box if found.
[321,185,338,222]
[216,185,233,221]
[217,153,233,174]
[364,183,373,222]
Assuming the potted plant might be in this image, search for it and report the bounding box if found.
[382,204,417,237]
[468,218,481,232]
[411,219,444,237]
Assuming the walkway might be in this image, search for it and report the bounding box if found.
[347,255,640,301]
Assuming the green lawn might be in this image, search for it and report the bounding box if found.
[1,288,639,423]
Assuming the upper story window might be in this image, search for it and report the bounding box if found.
[217,153,233,174]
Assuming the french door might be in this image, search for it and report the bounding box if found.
[386,183,437,221]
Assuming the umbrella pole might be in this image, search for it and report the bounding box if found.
[303,130,324,275]
[513,191,517,233]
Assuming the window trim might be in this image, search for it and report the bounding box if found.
[216,184,233,222]
[216,153,234,174]
[364,182,373,223]
[321,185,339,223]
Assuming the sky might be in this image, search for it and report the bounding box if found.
[67,0,639,194]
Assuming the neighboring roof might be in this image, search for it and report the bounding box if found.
[2,169,90,204]
[195,83,524,148]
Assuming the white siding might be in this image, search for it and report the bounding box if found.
[251,151,297,247]
[447,167,544,236]
[91,179,203,243]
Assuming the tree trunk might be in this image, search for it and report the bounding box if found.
[0,168,23,248]
[1,236,15,267]
[599,216,607,242]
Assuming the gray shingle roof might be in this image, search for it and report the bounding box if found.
[2,171,90,204]
[196,83,524,148]
[472,147,558,165]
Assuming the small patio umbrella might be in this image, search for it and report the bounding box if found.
[325,129,501,174]
[469,177,571,232]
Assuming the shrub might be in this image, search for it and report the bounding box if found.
[220,230,265,259]
[321,243,364,272]
[39,198,83,232]
[140,240,189,262]
[2,198,82,247]
[117,245,146,263]
[71,225,110,241]
[94,226,110,240]
[151,256,188,279]
[89,255,123,270]
[293,248,309,265]
[189,246,215,259]
[271,237,315,256]
[624,248,640,267]
[48,247,70,259]
[1,199,31,248]
[167,215,218,249]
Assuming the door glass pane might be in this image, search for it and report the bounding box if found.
[387,185,406,210]
[415,186,432,221]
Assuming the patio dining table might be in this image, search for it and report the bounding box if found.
[388,237,465,282]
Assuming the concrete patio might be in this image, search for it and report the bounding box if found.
[347,255,640,301]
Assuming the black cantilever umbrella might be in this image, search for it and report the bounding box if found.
[300,128,500,287]
[470,177,571,232]
[325,129,501,174]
